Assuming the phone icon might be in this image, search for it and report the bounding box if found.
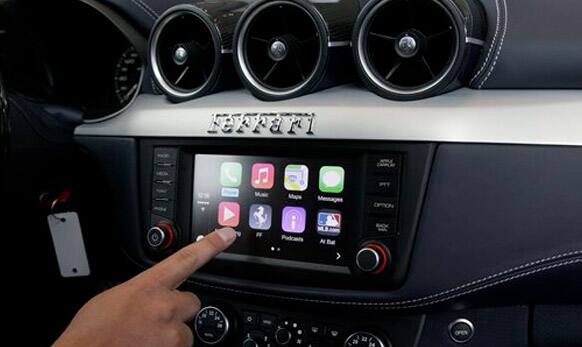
[220,162,242,187]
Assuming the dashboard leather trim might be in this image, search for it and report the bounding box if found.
[188,253,582,309]
[474,0,507,88]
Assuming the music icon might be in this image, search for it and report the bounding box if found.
[251,163,275,189]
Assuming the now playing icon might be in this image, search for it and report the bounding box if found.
[218,202,240,228]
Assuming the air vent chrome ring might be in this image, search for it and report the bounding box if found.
[234,0,329,100]
[354,0,472,100]
[149,5,222,100]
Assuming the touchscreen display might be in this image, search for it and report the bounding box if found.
[192,154,354,272]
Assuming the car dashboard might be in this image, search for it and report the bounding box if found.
[1,0,582,346]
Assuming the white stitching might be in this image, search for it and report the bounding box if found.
[469,0,501,85]
[135,0,159,18]
[478,0,508,88]
[129,0,157,20]
[189,249,582,307]
[387,258,582,310]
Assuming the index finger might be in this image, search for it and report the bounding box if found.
[140,227,237,289]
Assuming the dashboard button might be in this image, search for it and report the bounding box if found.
[308,323,323,336]
[367,218,396,235]
[243,311,258,326]
[154,147,178,164]
[368,154,400,175]
[325,326,341,340]
[367,176,398,196]
[146,227,165,249]
[259,314,277,330]
[151,200,174,218]
[146,223,176,250]
[448,318,474,344]
[152,181,175,199]
[153,166,176,180]
[367,198,397,216]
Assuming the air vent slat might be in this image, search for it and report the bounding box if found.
[370,32,397,41]
[385,61,402,81]
[263,62,279,82]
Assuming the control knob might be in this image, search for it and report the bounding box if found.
[194,306,230,345]
[275,319,304,345]
[355,242,390,274]
[345,331,390,347]
[146,222,177,250]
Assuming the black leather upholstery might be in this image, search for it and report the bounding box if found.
[470,0,582,88]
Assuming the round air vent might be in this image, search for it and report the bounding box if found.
[150,5,222,101]
[234,0,329,101]
[353,0,486,100]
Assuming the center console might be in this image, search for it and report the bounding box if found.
[140,140,434,290]
[75,132,582,347]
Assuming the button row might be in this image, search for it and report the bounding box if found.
[151,147,178,219]
[242,311,342,346]
[365,154,401,237]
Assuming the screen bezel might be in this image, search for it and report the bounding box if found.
[138,138,433,290]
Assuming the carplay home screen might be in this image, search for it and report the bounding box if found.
[192,154,354,267]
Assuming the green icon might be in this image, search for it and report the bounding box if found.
[220,162,242,187]
[319,166,345,193]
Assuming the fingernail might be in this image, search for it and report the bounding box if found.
[216,227,237,244]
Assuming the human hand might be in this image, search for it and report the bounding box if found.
[53,227,237,347]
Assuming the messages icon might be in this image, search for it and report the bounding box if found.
[319,166,345,193]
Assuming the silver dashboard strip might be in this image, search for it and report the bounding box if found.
[75,85,582,147]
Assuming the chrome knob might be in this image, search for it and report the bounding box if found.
[396,35,419,58]
[269,40,288,61]
[173,45,188,65]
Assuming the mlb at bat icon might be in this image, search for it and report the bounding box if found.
[317,210,342,236]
